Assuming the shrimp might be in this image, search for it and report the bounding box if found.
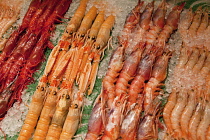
[144,53,170,112]
[119,0,143,47]
[196,11,209,48]
[184,48,199,70]
[62,0,89,40]
[170,91,188,139]
[59,100,81,140]
[163,90,177,135]
[85,15,116,95]
[45,92,71,140]
[101,96,126,140]
[18,77,47,140]
[119,95,143,140]
[68,6,99,89]
[188,102,203,140]
[88,11,105,40]
[76,11,105,83]
[180,90,197,139]
[197,101,210,140]
[77,6,98,38]
[126,1,154,57]
[127,47,156,108]
[115,48,142,99]
[188,7,202,47]
[32,81,59,140]
[178,9,194,47]
[192,49,206,73]
[94,15,115,49]
[201,51,210,76]
[18,30,63,139]
[137,98,160,140]
[146,0,166,46]
[102,46,124,108]
[85,100,103,140]
[139,1,154,31]
[176,47,192,69]
[156,2,185,49]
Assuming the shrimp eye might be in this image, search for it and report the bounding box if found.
[36,86,40,89]
[41,87,45,91]
[74,104,78,108]
[96,46,100,50]
[53,91,57,95]
[59,48,62,51]
[88,36,90,39]
[81,34,85,37]
[116,101,121,106]
[70,31,73,35]
[92,36,96,40]
[66,95,70,99]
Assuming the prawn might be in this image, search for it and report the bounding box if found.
[18,77,47,140]
[115,48,142,99]
[76,11,105,83]
[163,90,177,135]
[62,0,89,40]
[32,80,59,140]
[144,53,170,112]
[76,6,98,38]
[102,46,124,109]
[118,0,143,47]
[126,1,154,57]
[155,2,185,49]
[170,90,188,139]
[59,100,81,140]
[146,0,166,46]
[197,101,210,140]
[180,90,197,139]
[101,96,126,140]
[127,41,157,109]
[188,102,203,140]
[85,97,104,140]
[137,98,160,140]
[86,14,116,95]
[45,92,71,140]
[119,95,143,140]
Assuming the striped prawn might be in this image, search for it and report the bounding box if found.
[85,46,124,140]
[101,47,142,140]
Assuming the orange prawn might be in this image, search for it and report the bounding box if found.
[137,98,160,140]
[163,90,177,135]
[62,0,89,40]
[18,77,47,140]
[143,53,170,112]
[45,92,71,140]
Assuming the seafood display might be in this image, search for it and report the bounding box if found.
[0,0,209,139]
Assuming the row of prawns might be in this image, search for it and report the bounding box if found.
[85,0,185,139]
[18,0,116,139]
[0,0,23,50]
[163,7,210,140]
[0,0,72,119]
